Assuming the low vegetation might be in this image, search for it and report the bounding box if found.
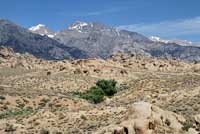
[83,79,117,103]
[81,86,105,103]
[96,79,117,96]
[0,107,33,119]
[69,79,117,103]
[182,121,194,131]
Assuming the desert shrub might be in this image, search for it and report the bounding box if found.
[96,79,117,96]
[182,121,193,131]
[4,124,16,132]
[16,99,25,108]
[40,128,49,134]
[38,98,49,108]
[81,86,105,104]
[0,96,5,100]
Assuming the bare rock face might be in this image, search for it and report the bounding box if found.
[104,102,185,134]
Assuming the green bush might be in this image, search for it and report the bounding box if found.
[68,79,118,104]
[96,79,117,96]
[82,86,105,104]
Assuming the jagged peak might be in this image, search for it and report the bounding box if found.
[68,21,119,34]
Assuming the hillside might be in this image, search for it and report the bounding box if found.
[0,47,199,133]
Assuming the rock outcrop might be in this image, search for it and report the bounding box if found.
[102,102,188,134]
[0,46,15,59]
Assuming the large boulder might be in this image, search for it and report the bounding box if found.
[102,102,186,134]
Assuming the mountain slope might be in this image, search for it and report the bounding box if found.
[0,19,90,60]
[53,21,152,58]
[145,42,200,61]
[43,21,200,61]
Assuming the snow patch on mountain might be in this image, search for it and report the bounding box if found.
[149,36,169,43]
[149,36,200,47]
[29,24,55,38]
[46,34,54,38]
[68,21,89,33]
[29,24,46,32]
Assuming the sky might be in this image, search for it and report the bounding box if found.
[0,0,200,42]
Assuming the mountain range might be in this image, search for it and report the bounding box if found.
[0,19,90,60]
[0,19,200,61]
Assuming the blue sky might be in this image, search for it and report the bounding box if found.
[0,0,200,42]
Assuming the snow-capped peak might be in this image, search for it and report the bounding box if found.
[29,24,55,38]
[29,24,46,31]
[68,21,89,32]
